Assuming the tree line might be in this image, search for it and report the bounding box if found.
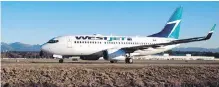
[1,51,52,58]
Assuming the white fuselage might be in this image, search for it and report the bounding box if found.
[41,35,180,57]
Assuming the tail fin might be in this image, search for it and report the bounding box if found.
[148,6,183,39]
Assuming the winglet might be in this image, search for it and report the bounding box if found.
[205,24,216,40]
[210,24,216,33]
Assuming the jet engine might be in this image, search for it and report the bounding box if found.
[103,48,126,61]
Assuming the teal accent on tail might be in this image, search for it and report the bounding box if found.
[148,7,183,39]
[210,24,216,32]
[168,6,183,22]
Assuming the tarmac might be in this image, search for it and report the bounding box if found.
[1,58,219,87]
[1,58,219,65]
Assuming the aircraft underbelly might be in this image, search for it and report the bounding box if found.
[65,44,179,56]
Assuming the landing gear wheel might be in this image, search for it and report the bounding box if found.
[59,59,64,63]
[125,58,133,64]
[110,60,117,63]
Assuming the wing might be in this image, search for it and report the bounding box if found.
[123,24,216,51]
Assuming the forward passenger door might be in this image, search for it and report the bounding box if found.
[67,38,72,48]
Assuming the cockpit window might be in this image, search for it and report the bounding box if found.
[47,40,59,43]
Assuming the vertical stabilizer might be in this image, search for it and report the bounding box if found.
[148,7,183,39]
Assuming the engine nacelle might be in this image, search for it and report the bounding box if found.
[53,54,62,59]
[80,55,100,60]
[103,48,126,61]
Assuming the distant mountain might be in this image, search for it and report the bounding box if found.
[172,47,219,53]
[1,42,14,51]
[1,42,41,52]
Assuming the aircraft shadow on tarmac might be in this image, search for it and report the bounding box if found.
[29,60,219,65]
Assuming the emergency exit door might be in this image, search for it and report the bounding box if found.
[67,38,72,48]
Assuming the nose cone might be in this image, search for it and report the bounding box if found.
[41,44,50,53]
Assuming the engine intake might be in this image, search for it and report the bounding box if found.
[103,48,126,61]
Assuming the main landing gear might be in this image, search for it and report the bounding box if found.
[125,58,133,64]
[125,53,133,64]
[109,57,133,64]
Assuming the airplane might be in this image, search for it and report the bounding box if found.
[40,7,216,63]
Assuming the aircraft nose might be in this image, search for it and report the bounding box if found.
[41,44,50,52]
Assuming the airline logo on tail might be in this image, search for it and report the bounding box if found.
[167,20,181,38]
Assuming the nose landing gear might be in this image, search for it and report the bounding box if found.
[39,50,44,57]
[59,59,64,63]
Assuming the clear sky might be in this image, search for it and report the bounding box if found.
[1,1,219,48]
